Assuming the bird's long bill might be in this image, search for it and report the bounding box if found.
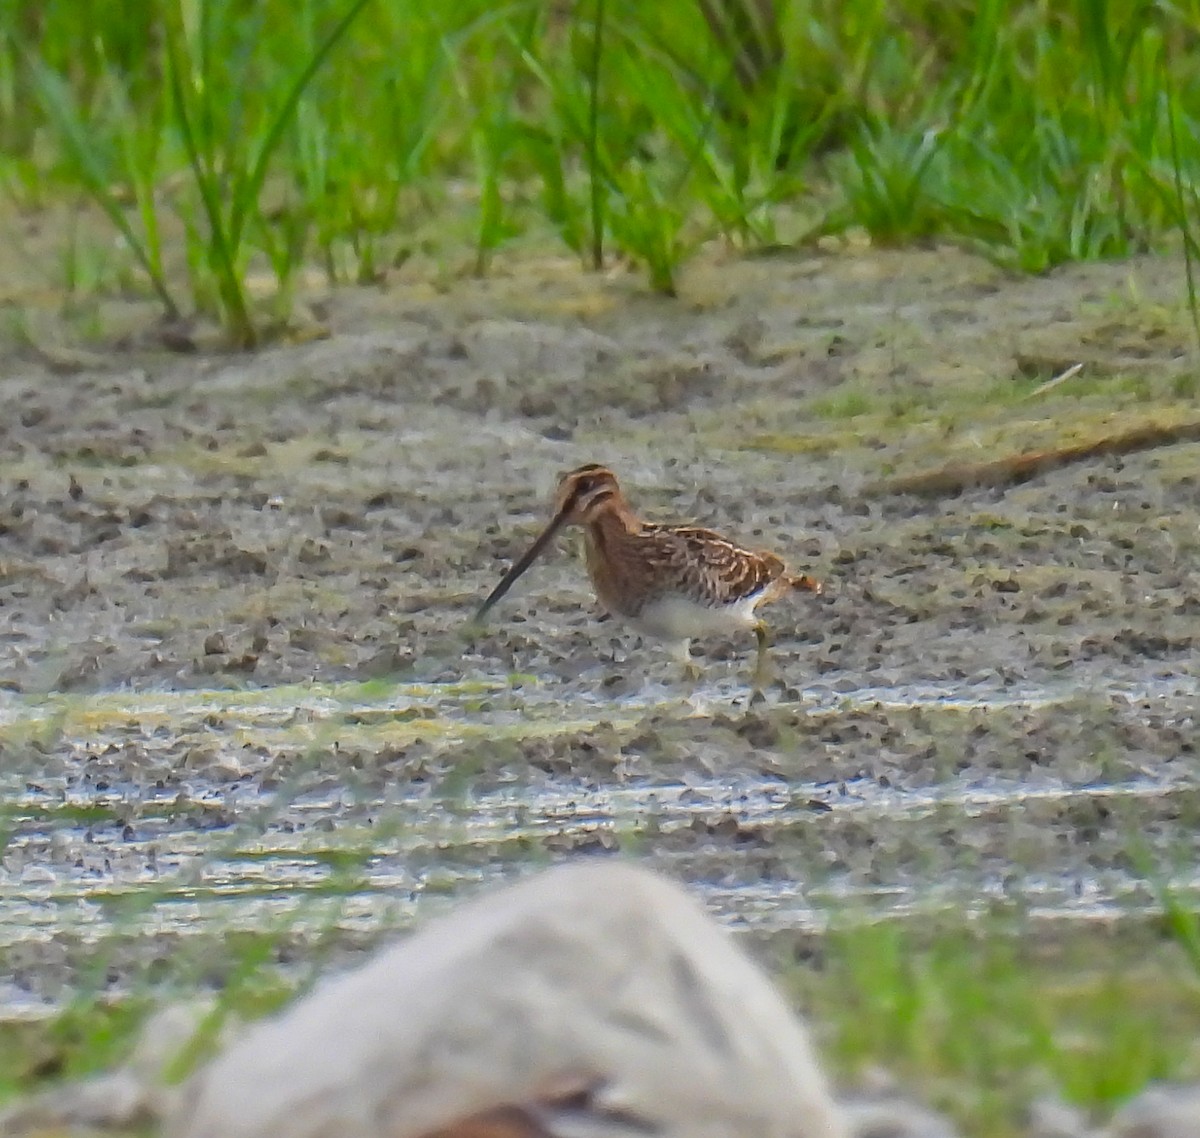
[473,508,571,623]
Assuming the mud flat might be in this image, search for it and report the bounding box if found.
[0,246,1198,1130]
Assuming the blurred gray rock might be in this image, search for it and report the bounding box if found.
[172,861,850,1138]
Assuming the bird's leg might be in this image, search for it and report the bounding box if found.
[751,621,773,701]
[676,640,702,683]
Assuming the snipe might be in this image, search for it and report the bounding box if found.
[473,464,822,690]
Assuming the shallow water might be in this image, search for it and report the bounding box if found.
[2,671,1197,1013]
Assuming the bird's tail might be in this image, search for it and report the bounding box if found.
[789,573,823,595]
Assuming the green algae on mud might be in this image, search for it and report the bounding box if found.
[0,677,510,732]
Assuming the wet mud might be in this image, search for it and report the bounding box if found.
[0,245,1198,1008]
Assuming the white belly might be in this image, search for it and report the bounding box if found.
[623,592,764,642]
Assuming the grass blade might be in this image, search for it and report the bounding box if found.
[25,58,180,319]
[163,9,253,345]
[229,0,376,255]
[585,0,607,270]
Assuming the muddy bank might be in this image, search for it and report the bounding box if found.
[0,247,1196,697]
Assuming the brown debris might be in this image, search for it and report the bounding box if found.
[873,418,1200,499]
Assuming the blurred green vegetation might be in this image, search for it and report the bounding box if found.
[2,0,1199,342]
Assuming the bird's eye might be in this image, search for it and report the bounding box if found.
[574,477,595,494]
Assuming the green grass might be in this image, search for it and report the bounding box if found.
[789,915,1200,1136]
[3,0,1200,343]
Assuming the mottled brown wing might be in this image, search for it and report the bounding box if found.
[641,523,785,605]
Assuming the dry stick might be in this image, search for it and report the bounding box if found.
[870,417,1200,499]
